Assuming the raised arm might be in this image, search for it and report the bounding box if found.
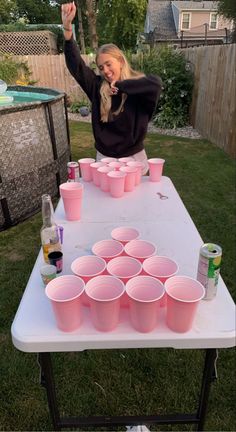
[61,2,76,40]
[62,2,98,100]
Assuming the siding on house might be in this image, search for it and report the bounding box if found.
[171,1,233,36]
[144,0,233,44]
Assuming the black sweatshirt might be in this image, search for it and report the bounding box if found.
[64,38,162,158]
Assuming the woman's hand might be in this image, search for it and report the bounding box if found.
[110,81,119,95]
[61,2,76,30]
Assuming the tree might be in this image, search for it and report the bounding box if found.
[217,0,236,41]
[97,0,147,50]
[218,0,236,20]
[15,0,60,24]
[0,0,18,24]
[76,0,86,53]
[85,0,98,50]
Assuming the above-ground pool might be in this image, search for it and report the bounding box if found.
[0,86,71,230]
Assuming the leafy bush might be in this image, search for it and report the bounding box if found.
[131,46,194,129]
[0,24,27,32]
[70,99,91,113]
[0,53,35,85]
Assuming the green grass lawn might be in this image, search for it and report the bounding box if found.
[0,121,235,431]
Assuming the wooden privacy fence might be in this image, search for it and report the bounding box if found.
[12,53,92,102]
[12,45,236,157]
[183,44,236,158]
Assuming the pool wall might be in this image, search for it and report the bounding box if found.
[0,86,71,230]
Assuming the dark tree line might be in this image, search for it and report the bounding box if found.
[0,0,148,51]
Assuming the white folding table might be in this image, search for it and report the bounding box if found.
[11,176,236,430]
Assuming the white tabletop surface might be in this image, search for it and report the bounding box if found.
[11,177,236,352]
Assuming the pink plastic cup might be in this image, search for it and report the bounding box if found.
[90,162,106,186]
[100,157,117,164]
[165,276,205,333]
[118,157,135,164]
[126,276,165,332]
[71,255,106,306]
[92,239,124,262]
[107,171,127,198]
[107,256,142,307]
[111,226,140,244]
[142,256,179,307]
[124,239,157,263]
[148,158,165,182]
[120,166,137,192]
[97,166,113,192]
[126,161,145,185]
[78,158,95,182]
[59,182,83,221]
[85,275,125,331]
[108,161,124,171]
[45,275,85,332]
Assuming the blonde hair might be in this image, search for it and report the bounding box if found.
[96,44,144,122]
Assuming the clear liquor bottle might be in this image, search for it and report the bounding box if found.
[40,194,61,263]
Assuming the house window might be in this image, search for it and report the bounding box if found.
[182,13,190,30]
[210,13,218,29]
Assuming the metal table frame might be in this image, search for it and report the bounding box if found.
[38,348,218,431]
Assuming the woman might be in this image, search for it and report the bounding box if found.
[62,2,162,174]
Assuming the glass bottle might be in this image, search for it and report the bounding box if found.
[40,194,61,263]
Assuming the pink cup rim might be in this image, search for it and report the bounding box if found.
[143,255,179,278]
[108,161,124,168]
[90,162,105,168]
[78,158,95,164]
[118,157,135,163]
[120,166,138,173]
[126,276,165,303]
[165,276,205,303]
[98,166,114,173]
[124,239,157,258]
[71,255,106,277]
[127,161,145,168]
[107,256,142,278]
[101,157,117,163]
[59,182,83,192]
[111,226,140,242]
[85,275,125,302]
[148,158,165,164]
[107,171,126,178]
[45,275,85,302]
[92,239,124,258]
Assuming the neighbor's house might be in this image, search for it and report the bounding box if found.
[143,0,234,48]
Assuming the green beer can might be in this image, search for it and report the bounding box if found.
[197,243,222,300]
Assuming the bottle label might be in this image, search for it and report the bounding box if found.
[42,242,61,263]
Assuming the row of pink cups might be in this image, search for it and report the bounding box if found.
[45,273,205,334]
[85,159,144,198]
[78,157,165,198]
[45,226,205,334]
[58,157,165,221]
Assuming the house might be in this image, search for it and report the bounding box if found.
[143,0,234,48]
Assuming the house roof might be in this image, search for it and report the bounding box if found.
[172,1,218,11]
[146,0,177,39]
